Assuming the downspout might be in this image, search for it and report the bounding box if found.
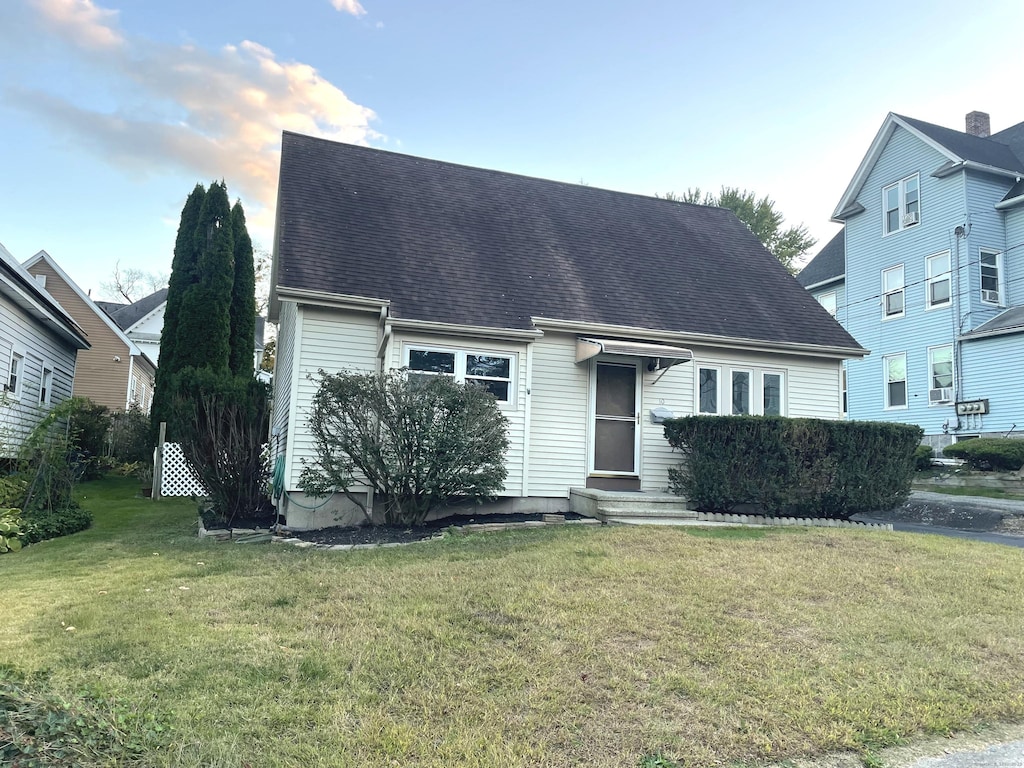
[952,223,967,432]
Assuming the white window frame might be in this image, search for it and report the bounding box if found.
[6,350,24,400]
[882,265,905,319]
[927,345,954,406]
[817,290,837,317]
[761,370,785,417]
[731,369,752,415]
[925,251,951,310]
[882,173,920,235]
[40,365,53,406]
[840,365,847,418]
[697,365,721,415]
[883,352,908,410]
[403,344,516,407]
[979,249,1004,306]
[129,374,139,407]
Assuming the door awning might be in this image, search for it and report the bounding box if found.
[575,337,693,371]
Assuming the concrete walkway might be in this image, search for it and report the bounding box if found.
[904,739,1024,767]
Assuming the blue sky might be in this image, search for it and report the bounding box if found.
[1,0,1023,300]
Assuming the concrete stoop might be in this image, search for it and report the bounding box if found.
[569,488,697,525]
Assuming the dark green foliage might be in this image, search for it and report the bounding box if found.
[106,406,152,464]
[67,399,111,480]
[942,438,1024,471]
[175,181,234,373]
[0,669,171,766]
[300,370,510,526]
[664,416,922,518]
[151,184,206,439]
[20,503,92,546]
[914,444,935,471]
[0,507,23,553]
[228,201,256,377]
[170,367,271,527]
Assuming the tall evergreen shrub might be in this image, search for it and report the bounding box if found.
[228,201,256,376]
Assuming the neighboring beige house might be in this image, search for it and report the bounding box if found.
[0,242,90,456]
[23,251,156,413]
[269,132,867,529]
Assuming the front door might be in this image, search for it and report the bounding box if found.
[592,362,640,480]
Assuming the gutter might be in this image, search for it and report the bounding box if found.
[275,287,390,314]
[799,275,845,292]
[531,317,868,359]
[386,317,544,341]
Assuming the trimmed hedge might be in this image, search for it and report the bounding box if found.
[21,503,93,546]
[664,416,922,519]
[914,444,934,471]
[942,438,1024,471]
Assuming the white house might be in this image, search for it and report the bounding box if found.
[268,132,867,529]
[0,242,89,455]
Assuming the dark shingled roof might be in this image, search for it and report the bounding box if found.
[274,132,862,350]
[104,288,168,330]
[797,229,844,289]
[962,306,1024,339]
[897,114,1024,173]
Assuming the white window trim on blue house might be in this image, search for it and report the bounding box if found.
[925,251,951,310]
[979,249,1004,306]
[882,173,920,236]
[927,344,954,406]
[883,352,908,410]
[882,264,905,319]
[817,290,837,317]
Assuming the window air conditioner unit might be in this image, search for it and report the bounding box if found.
[901,212,919,227]
[981,289,999,303]
[929,387,953,404]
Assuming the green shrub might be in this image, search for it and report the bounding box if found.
[20,503,92,546]
[914,444,934,471]
[0,508,23,553]
[942,438,1024,471]
[664,416,922,519]
[301,369,510,526]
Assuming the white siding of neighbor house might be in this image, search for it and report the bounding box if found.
[526,332,591,496]
[638,356,693,492]
[387,332,529,496]
[270,301,296,469]
[288,306,379,488]
[0,299,77,456]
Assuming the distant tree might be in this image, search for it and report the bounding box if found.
[151,183,206,439]
[228,201,256,376]
[100,262,169,303]
[253,244,272,314]
[661,187,815,274]
[260,338,275,372]
[175,181,234,372]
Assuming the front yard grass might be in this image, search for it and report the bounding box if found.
[3,476,1023,767]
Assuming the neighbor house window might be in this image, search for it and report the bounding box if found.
[925,251,951,309]
[406,346,514,404]
[698,367,719,414]
[980,249,1003,305]
[762,372,783,416]
[129,374,139,406]
[882,265,905,318]
[884,353,907,409]
[883,174,920,234]
[928,345,953,405]
[40,366,53,405]
[817,291,837,317]
[731,370,751,415]
[840,367,847,417]
[7,352,22,398]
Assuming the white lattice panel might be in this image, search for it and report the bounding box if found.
[160,442,208,497]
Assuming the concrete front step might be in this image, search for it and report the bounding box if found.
[569,487,696,525]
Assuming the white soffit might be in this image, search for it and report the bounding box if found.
[575,337,693,369]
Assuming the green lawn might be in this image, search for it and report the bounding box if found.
[3,477,1024,768]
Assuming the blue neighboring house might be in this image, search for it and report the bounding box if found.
[799,111,1024,450]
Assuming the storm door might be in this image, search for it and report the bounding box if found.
[592,362,640,475]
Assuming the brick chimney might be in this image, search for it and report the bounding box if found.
[966,111,990,138]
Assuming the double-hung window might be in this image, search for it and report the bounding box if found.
[40,366,53,406]
[883,174,920,234]
[817,291,837,317]
[882,265,905,318]
[925,251,951,309]
[406,347,514,404]
[928,345,953,405]
[980,249,1003,305]
[7,351,22,399]
[883,353,907,409]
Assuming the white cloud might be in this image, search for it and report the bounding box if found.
[330,0,366,16]
[13,0,379,224]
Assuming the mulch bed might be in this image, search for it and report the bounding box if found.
[284,511,589,547]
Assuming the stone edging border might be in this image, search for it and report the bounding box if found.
[198,512,891,547]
